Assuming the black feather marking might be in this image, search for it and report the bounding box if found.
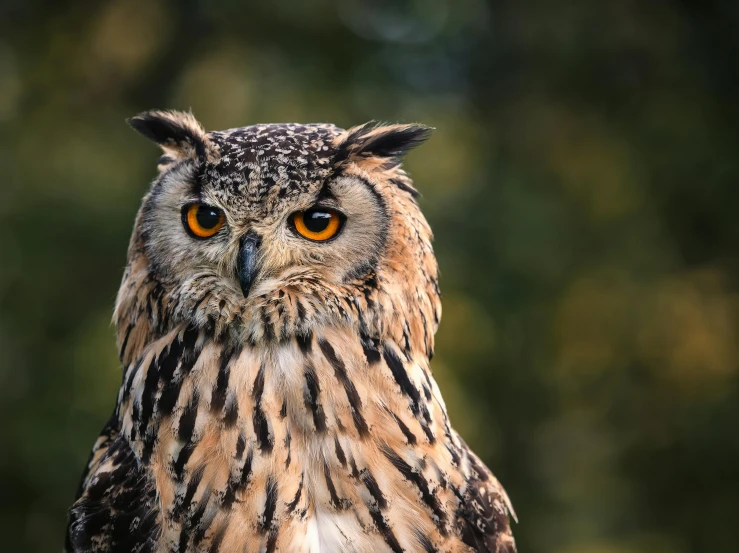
[421,419,437,444]
[361,470,387,510]
[141,430,156,465]
[179,487,211,552]
[349,457,360,480]
[261,309,275,341]
[319,339,369,437]
[420,366,435,399]
[416,531,438,553]
[252,364,273,452]
[367,507,403,553]
[287,473,304,513]
[334,435,347,468]
[445,443,461,467]
[383,348,423,416]
[469,453,491,482]
[157,154,174,166]
[223,394,239,428]
[234,433,246,460]
[180,326,201,364]
[222,445,253,509]
[122,357,142,403]
[208,521,229,553]
[389,176,421,198]
[158,328,201,418]
[381,446,447,533]
[315,178,337,202]
[360,466,404,552]
[192,502,219,547]
[189,487,211,530]
[364,484,403,553]
[265,527,279,553]
[304,364,327,433]
[211,343,241,414]
[296,300,307,323]
[284,429,292,468]
[130,401,140,441]
[296,329,312,354]
[173,441,196,480]
[119,323,134,362]
[422,384,432,401]
[240,447,254,488]
[178,392,199,442]
[173,466,204,520]
[359,329,381,365]
[137,357,160,436]
[157,380,182,418]
[402,324,412,356]
[279,399,288,419]
[388,410,418,445]
[323,461,349,510]
[261,477,278,533]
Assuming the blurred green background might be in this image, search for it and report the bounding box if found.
[2,1,739,552]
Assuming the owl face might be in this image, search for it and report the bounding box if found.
[125,111,435,341]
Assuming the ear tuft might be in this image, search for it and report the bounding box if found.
[334,122,433,167]
[127,110,210,168]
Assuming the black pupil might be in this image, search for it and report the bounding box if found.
[303,210,332,233]
[196,206,221,229]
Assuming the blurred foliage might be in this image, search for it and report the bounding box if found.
[2,1,739,552]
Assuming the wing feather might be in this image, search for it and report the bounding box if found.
[65,415,161,553]
[455,445,517,553]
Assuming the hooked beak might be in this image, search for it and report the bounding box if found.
[237,231,261,298]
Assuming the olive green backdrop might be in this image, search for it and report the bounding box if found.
[2,1,738,552]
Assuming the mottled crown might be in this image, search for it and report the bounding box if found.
[206,124,342,216]
[128,110,432,200]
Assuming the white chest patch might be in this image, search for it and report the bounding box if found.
[303,509,363,553]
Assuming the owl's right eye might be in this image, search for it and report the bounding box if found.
[182,203,226,239]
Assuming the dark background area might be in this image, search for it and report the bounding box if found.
[2,1,739,551]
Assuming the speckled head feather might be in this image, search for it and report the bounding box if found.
[205,123,341,212]
[66,111,516,553]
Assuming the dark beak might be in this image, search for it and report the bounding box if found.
[237,231,261,297]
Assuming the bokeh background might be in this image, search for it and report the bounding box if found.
[2,1,739,551]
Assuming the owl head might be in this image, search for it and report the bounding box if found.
[117,110,440,358]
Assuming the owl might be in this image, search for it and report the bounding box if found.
[65,110,517,553]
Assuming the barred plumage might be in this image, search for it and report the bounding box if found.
[65,110,517,552]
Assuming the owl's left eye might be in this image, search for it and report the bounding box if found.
[182,203,226,239]
[291,208,344,242]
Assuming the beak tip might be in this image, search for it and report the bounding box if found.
[238,232,261,299]
[240,280,253,298]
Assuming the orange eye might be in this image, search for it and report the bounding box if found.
[183,203,225,239]
[292,208,343,241]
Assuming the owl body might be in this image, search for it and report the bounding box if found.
[66,112,516,553]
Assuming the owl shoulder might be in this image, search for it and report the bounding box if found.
[65,416,161,553]
[455,444,517,553]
